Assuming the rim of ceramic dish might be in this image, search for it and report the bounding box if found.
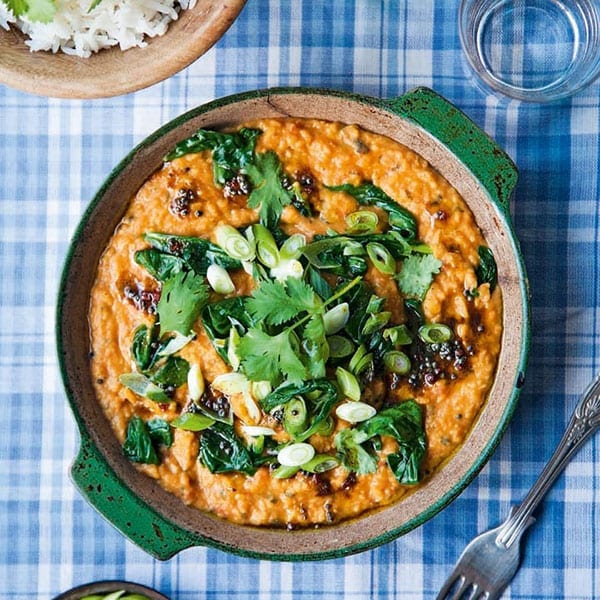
[52,580,170,600]
[56,86,530,560]
[0,0,247,99]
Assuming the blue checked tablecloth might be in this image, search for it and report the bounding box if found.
[1,1,600,598]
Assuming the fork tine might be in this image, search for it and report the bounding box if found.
[436,574,482,600]
[436,572,464,600]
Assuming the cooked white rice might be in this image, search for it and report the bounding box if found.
[0,0,195,57]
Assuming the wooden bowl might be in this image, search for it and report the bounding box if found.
[57,86,530,561]
[0,0,246,98]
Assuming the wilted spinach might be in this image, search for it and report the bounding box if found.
[335,400,425,484]
[123,416,172,465]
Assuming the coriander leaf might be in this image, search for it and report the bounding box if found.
[199,422,256,475]
[4,0,28,17]
[119,373,171,403]
[475,245,498,292]
[7,0,57,22]
[123,416,160,465]
[396,253,442,300]
[87,0,103,11]
[238,327,307,385]
[245,151,293,229]
[335,427,378,474]
[246,278,321,327]
[157,270,209,336]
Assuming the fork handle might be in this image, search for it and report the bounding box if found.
[496,373,600,548]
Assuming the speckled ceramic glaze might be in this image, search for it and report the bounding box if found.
[56,87,530,561]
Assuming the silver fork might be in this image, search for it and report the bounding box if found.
[436,373,600,600]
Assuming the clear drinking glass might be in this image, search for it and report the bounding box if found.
[459,0,600,102]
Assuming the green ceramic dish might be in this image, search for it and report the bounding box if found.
[56,86,530,561]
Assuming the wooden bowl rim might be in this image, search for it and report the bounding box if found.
[0,0,246,99]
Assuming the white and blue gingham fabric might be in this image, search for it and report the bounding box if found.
[1,1,600,598]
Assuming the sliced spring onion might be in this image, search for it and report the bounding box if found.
[366,295,385,314]
[270,258,304,282]
[206,263,235,294]
[348,344,373,376]
[227,327,241,371]
[251,380,272,401]
[361,311,391,336]
[335,366,361,402]
[301,454,339,473]
[383,350,411,375]
[312,416,335,436]
[253,223,280,268]
[345,210,379,234]
[335,401,377,423]
[211,372,250,395]
[187,363,205,401]
[241,424,277,437]
[418,323,453,344]
[119,373,170,403]
[366,242,396,274]
[280,233,307,259]
[277,442,316,467]
[157,332,195,357]
[323,302,350,335]
[342,240,367,256]
[327,335,355,358]
[272,464,301,479]
[383,324,413,346]
[215,224,255,261]
[171,412,215,431]
[283,396,308,436]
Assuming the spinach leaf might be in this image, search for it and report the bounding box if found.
[201,296,255,361]
[164,128,262,186]
[131,323,156,372]
[146,417,173,448]
[475,245,498,292]
[123,416,172,465]
[261,379,339,440]
[137,232,241,280]
[157,269,210,336]
[335,427,378,474]
[301,236,368,277]
[335,400,425,484]
[199,422,256,475]
[327,182,418,240]
[151,356,190,388]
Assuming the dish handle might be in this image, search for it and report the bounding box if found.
[71,434,198,560]
[382,87,518,212]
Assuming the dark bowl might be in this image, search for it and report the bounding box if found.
[57,86,530,561]
[53,580,170,600]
